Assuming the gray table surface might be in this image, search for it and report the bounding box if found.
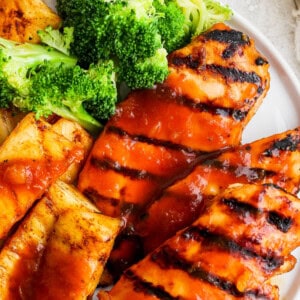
[222,0,300,82]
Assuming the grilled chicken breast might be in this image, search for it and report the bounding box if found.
[104,184,300,300]
[0,113,85,239]
[137,127,300,253]
[78,22,270,224]
[78,23,270,276]
[0,180,121,300]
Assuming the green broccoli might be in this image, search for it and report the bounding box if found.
[154,0,233,52]
[56,0,115,67]
[153,0,187,53]
[56,0,232,91]
[56,0,168,88]
[178,0,233,36]
[119,47,169,89]
[109,0,162,62]
[0,37,117,133]
[37,26,74,56]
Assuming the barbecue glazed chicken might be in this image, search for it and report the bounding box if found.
[78,23,270,274]
[78,22,270,220]
[102,184,300,300]
[137,127,300,253]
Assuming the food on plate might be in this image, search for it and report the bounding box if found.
[137,127,300,253]
[102,184,300,300]
[78,22,270,275]
[0,0,61,43]
[78,22,270,220]
[0,180,121,300]
[0,113,86,239]
[0,36,117,133]
[56,0,232,88]
[0,0,299,298]
[0,109,25,144]
[51,117,93,183]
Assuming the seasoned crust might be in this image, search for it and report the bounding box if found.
[0,0,61,43]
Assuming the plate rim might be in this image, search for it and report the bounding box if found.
[229,11,300,96]
[228,11,300,300]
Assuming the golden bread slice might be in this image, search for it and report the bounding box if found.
[0,180,121,300]
[0,110,25,145]
[52,118,93,183]
[0,113,84,239]
[0,0,61,43]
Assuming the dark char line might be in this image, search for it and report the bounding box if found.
[206,64,262,84]
[90,156,161,182]
[149,245,273,299]
[106,125,208,155]
[124,269,179,300]
[171,55,262,85]
[263,134,300,157]
[83,187,119,207]
[181,226,284,272]
[201,158,277,181]
[203,29,251,59]
[223,197,293,233]
[174,95,248,121]
[203,29,250,45]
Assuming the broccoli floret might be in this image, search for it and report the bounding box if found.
[56,0,232,91]
[120,47,169,89]
[82,60,118,121]
[56,0,168,88]
[37,26,74,55]
[56,0,119,66]
[154,0,232,52]
[0,37,77,95]
[109,0,162,62]
[174,0,233,37]
[153,0,187,53]
[0,37,118,133]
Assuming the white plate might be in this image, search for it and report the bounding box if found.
[45,2,300,299]
[228,12,300,300]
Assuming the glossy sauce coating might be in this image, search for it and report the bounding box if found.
[137,127,300,253]
[105,184,300,300]
[78,23,270,222]
[78,23,270,276]
[0,114,84,239]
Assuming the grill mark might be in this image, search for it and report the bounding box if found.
[222,197,293,233]
[151,245,273,299]
[223,197,262,216]
[222,43,239,59]
[83,187,119,207]
[83,187,141,218]
[206,64,262,84]
[203,29,251,59]
[124,269,179,299]
[171,55,200,69]
[263,134,300,157]
[90,156,161,182]
[181,226,284,272]
[204,29,250,45]
[170,56,262,85]
[174,95,248,121]
[267,211,292,233]
[106,125,208,155]
[202,158,277,181]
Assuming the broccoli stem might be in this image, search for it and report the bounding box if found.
[51,104,102,134]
